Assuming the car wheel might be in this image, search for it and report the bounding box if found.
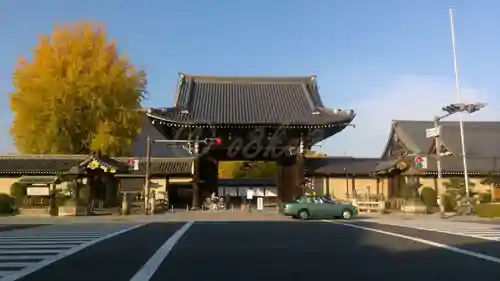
[342,209,352,220]
[298,209,309,220]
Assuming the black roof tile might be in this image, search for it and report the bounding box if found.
[146,73,355,126]
[131,114,192,157]
[116,157,193,175]
[390,120,500,157]
[305,157,381,175]
[218,178,276,186]
[0,155,194,176]
[0,155,88,174]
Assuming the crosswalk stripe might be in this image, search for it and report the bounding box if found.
[0,272,15,277]
[0,263,32,268]
[363,219,500,241]
[0,223,144,281]
[0,256,52,261]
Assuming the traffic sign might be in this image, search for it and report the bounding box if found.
[426,126,441,138]
[414,156,427,169]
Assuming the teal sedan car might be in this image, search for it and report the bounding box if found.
[279,195,358,220]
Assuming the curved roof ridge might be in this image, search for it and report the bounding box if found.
[178,72,317,84]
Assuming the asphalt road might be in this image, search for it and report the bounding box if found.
[2,221,500,281]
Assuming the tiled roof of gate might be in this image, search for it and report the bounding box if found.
[146,73,355,126]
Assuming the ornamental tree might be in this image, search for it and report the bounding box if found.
[10,21,146,156]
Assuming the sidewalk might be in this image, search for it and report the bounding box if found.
[0,209,291,224]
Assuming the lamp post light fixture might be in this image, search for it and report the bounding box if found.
[343,168,349,198]
[429,102,486,209]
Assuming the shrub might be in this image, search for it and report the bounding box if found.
[477,192,492,204]
[420,187,438,208]
[475,203,500,218]
[0,193,13,214]
[10,182,26,208]
[441,193,457,212]
[78,184,91,204]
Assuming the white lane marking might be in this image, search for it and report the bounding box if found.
[129,221,194,281]
[363,220,500,242]
[0,223,147,281]
[324,221,500,264]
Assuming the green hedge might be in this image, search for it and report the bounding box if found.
[475,203,500,218]
[0,193,14,214]
[420,187,438,208]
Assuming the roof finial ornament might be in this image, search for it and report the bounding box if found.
[179,73,185,87]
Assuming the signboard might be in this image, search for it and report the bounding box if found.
[257,197,264,211]
[426,126,441,138]
[27,187,50,196]
[265,188,277,197]
[254,188,264,197]
[126,159,140,171]
[414,156,428,169]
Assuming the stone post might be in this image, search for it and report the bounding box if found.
[122,192,130,215]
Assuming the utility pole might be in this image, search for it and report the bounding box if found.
[144,137,151,214]
[449,7,470,199]
[433,117,444,216]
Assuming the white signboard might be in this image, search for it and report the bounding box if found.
[254,188,264,197]
[27,187,50,196]
[225,187,238,196]
[257,197,264,211]
[237,187,248,196]
[265,187,277,197]
[426,126,441,138]
[126,159,140,171]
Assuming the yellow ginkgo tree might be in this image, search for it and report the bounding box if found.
[10,21,146,156]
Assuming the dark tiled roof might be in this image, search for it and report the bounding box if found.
[146,73,355,126]
[116,157,193,175]
[218,178,275,186]
[388,120,500,157]
[0,155,194,176]
[305,157,381,175]
[0,155,88,174]
[424,156,500,174]
[131,114,191,157]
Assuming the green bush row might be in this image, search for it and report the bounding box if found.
[475,203,500,218]
[0,194,14,214]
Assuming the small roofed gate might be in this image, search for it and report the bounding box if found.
[146,74,355,207]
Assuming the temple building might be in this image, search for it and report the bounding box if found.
[306,120,500,203]
[1,73,499,211]
[142,73,355,207]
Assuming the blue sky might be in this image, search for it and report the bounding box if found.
[1,0,499,157]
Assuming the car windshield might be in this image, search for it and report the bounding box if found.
[320,196,335,203]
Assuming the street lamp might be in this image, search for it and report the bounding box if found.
[343,168,349,198]
[430,102,486,207]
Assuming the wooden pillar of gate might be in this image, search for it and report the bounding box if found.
[276,155,303,202]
